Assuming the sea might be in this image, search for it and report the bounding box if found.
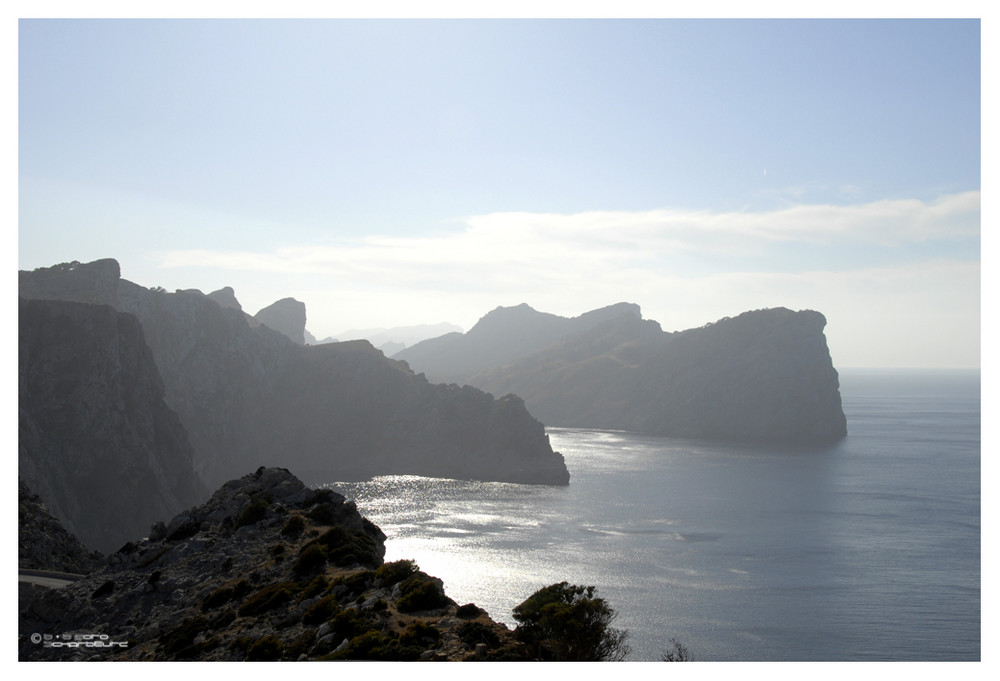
[330,369,981,661]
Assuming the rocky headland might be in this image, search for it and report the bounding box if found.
[396,303,848,444]
[19,260,569,495]
[19,468,527,662]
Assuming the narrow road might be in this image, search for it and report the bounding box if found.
[19,569,85,589]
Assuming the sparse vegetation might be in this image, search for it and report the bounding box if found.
[374,558,418,586]
[201,579,251,611]
[281,514,306,539]
[236,495,270,528]
[293,543,327,576]
[302,595,340,625]
[246,634,284,661]
[512,582,630,661]
[237,582,295,617]
[397,573,452,612]
[660,637,692,661]
[457,620,500,649]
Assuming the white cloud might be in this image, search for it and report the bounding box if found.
[160,190,980,275]
[155,191,980,367]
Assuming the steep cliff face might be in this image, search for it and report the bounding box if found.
[410,305,848,445]
[18,298,206,553]
[629,308,847,443]
[19,260,569,490]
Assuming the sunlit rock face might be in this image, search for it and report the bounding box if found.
[20,260,569,494]
[401,305,847,446]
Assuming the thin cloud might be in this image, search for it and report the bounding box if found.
[159,191,980,279]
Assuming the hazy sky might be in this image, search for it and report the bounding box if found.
[17,17,981,368]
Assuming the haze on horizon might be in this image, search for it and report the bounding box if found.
[17,17,981,369]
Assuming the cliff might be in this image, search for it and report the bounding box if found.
[18,298,207,553]
[18,468,528,661]
[19,260,569,490]
[400,304,847,445]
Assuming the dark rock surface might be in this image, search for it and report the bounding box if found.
[400,304,847,445]
[19,260,569,491]
[18,297,206,553]
[18,468,526,661]
[19,480,104,574]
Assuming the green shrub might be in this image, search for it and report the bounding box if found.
[300,574,329,600]
[374,559,418,586]
[281,514,306,539]
[309,526,380,567]
[327,630,422,661]
[512,582,630,661]
[330,608,376,641]
[238,582,294,617]
[236,496,270,528]
[293,543,328,576]
[201,579,251,611]
[456,603,483,618]
[333,570,373,598]
[160,615,210,659]
[246,634,284,661]
[303,595,340,626]
[399,620,441,647]
[209,608,235,630]
[457,620,500,648]
[397,574,451,613]
[307,502,339,525]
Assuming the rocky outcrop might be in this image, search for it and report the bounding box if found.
[206,286,242,311]
[19,260,569,489]
[401,305,848,445]
[18,468,527,661]
[18,298,207,553]
[19,480,104,574]
[254,297,307,345]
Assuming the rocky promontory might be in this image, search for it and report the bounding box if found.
[398,304,847,445]
[19,260,569,490]
[19,468,528,661]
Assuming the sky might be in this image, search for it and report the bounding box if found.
[16,13,983,368]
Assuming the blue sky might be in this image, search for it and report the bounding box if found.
[17,16,982,368]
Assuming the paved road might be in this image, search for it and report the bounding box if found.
[19,569,85,589]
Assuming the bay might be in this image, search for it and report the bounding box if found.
[330,369,980,661]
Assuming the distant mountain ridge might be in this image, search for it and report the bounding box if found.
[396,303,847,445]
[19,261,569,530]
[394,302,643,385]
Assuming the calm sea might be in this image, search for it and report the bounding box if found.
[330,369,981,661]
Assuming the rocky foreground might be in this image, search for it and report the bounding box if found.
[19,467,526,661]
